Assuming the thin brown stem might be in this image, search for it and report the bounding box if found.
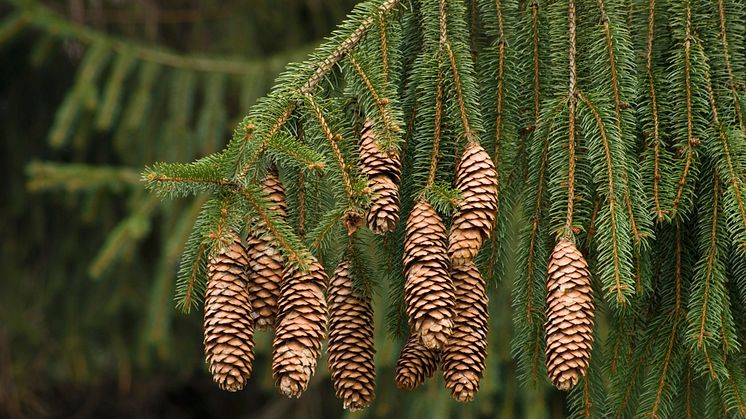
[378,14,389,83]
[531,1,541,122]
[696,174,720,348]
[717,0,745,133]
[580,93,626,304]
[304,94,354,199]
[672,3,695,215]
[646,0,664,221]
[564,0,578,237]
[427,72,445,188]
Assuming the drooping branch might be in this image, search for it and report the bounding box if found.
[564,0,579,237]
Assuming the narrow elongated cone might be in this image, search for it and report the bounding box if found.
[442,262,488,402]
[403,200,455,350]
[247,167,287,329]
[327,260,376,411]
[203,234,255,392]
[272,258,328,398]
[448,143,498,266]
[394,335,440,390]
[359,119,401,234]
[545,237,595,391]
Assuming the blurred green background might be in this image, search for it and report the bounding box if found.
[0,1,563,417]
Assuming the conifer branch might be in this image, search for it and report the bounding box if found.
[298,171,306,238]
[235,106,295,181]
[646,0,664,222]
[579,92,628,305]
[648,319,679,417]
[717,0,745,133]
[594,0,641,248]
[531,1,541,122]
[377,15,390,83]
[427,71,445,188]
[180,243,206,312]
[672,4,696,216]
[300,0,400,95]
[675,222,682,312]
[239,186,311,270]
[445,42,478,145]
[303,94,355,200]
[347,54,398,146]
[564,0,578,237]
[234,0,402,181]
[696,175,720,348]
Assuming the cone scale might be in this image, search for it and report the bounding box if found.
[246,167,287,330]
[359,119,402,235]
[403,199,455,350]
[203,234,256,392]
[442,261,488,402]
[544,237,595,391]
[394,335,440,391]
[327,260,376,411]
[448,143,498,267]
[272,258,328,398]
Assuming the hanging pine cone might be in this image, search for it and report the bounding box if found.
[403,199,455,350]
[203,234,255,392]
[442,262,488,402]
[545,237,595,391]
[394,335,440,391]
[448,143,498,267]
[327,260,376,411]
[359,119,401,234]
[247,167,287,330]
[272,258,328,398]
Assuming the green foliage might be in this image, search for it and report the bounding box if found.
[11,0,746,416]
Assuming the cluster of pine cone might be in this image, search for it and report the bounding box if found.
[395,142,496,402]
[201,121,595,411]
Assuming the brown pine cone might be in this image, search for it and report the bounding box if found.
[448,143,498,266]
[545,237,595,391]
[327,260,376,411]
[272,258,328,398]
[359,119,401,234]
[203,234,255,392]
[247,167,287,330]
[394,335,440,391]
[403,200,455,350]
[442,262,489,402]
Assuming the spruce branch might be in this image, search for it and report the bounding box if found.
[563,0,579,238]
[645,0,665,222]
[239,184,312,271]
[531,1,541,122]
[717,0,745,134]
[671,3,697,217]
[579,92,633,305]
[303,94,355,200]
[427,69,445,189]
[232,0,403,182]
[346,53,400,149]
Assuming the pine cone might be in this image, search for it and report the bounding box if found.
[203,234,255,392]
[327,260,376,411]
[442,262,488,402]
[403,200,455,350]
[272,258,328,398]
[395,335,440,390]
[359,119,401,234]
[545,237,595,391]
[448,143,498,266]
[247,167,287,330]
